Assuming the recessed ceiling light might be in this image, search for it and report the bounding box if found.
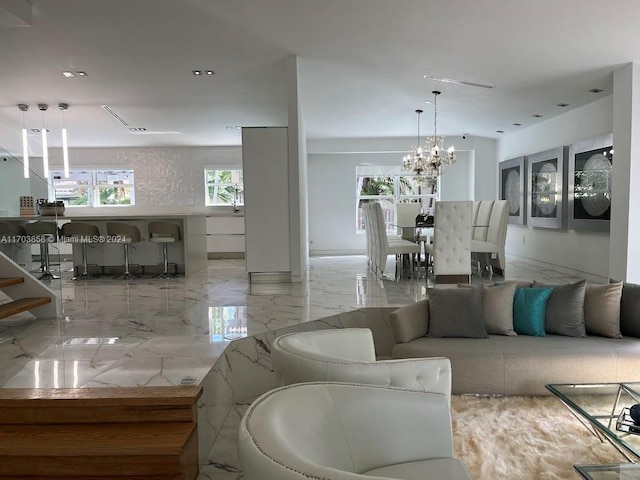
[424,100,433,105]
[589,88,604,93]
[532,114,543,118]
[193,70,202,75]
[512,123,522,126]
[30,128,50,133]
[235,126,242,130]
[225,126,235,130]
[76,71,88,77]
[556,103,570,107]
[129,127,147,132]
[62,71,75,78]
[205,70,215,75]
[496,130,505,134]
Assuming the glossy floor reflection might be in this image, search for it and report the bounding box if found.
[0,255,583,389]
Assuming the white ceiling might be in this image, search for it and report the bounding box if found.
[0,0,638,155]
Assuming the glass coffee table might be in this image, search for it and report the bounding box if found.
[547,382,640,478]
[575,463,640,479]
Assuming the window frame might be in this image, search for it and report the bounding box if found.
[49,169,135,207]
[204,168,244,207]
[355,169,439,233]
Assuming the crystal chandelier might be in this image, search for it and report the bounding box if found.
[403,90,456,180]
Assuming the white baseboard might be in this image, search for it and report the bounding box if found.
[310,250,365,256]
[506,253,610,284]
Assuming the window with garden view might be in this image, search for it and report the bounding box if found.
[49,169,135,207]
[356,166,437,232]
[205,169,244,207]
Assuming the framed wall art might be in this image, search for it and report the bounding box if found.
[568,133,613,232]
[499,156,526,225]
[526,146,568,229]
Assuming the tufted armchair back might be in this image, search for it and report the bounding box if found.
[238,382,471,480]
[272,328,451,404]
[432,201,472,277]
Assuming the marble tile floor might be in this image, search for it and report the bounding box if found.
[0,254,586,479]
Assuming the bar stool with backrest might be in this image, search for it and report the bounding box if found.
[60,222,101,280]
[24,221,60,281]
[0,221,27,265]
[148,221,181,278]
[106,222,142,280]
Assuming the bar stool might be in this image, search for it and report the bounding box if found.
[60,222,101,280]
[148,221,181,279]
[0,221,26,264]
[24,221,60,281]
[106,222,142,280]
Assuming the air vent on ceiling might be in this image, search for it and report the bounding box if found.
[101,105,130,126]
[423,74,495,89]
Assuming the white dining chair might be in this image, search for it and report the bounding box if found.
[424,201,472,284]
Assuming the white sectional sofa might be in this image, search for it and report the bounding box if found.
[389,282,640,395]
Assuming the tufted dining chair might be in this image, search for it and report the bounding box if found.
[424,201,472,284]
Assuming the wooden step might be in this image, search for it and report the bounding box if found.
[0,297,51,319]
[0,386,203,424]
[0,422,198,478]
[0,277,24,289]
[14,476,184,480]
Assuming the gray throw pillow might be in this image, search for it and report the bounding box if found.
[585,282,623,338]
[621,283,640,337]
[483,283,517,336]
[534,279,587,337]
[427,288,488,338]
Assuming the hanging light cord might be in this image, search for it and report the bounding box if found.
[433,91,438,140]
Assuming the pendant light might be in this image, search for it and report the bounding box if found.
[18,104,29,178]
[38,104,49,179]
[58,103,70,178]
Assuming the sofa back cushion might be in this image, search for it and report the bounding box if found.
[621,283,640,337]
[427,288,487,338]
[483,282,517,336]
[513,287,553,336]
[390,300,429,343]
[534,279,587,337]
[585,282,623,338]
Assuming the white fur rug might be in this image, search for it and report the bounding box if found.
[451,395,627,479]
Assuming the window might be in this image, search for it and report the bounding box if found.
[355,166,437,232]
[50,169,135,207]
[205,168,244,206]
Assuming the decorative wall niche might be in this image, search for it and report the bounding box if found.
[526,146,568,229]
[568,133,613,232]
[499,156,526,225]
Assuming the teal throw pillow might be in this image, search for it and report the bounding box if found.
[513,287,554,336]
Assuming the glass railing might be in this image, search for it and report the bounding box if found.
[0,145,64,319]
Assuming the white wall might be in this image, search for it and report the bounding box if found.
[498,96,613,280]
[307,138,481,254]
[440,152,472,201]
[46,146,242,210]
[473,136,499,200]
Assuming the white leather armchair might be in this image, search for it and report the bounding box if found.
[238,382,472,480]
[271,328,451,404]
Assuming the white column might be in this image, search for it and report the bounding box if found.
[610,62,640,282]
[243,127,292,282]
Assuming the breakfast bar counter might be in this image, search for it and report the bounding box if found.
[0,213,207,277]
